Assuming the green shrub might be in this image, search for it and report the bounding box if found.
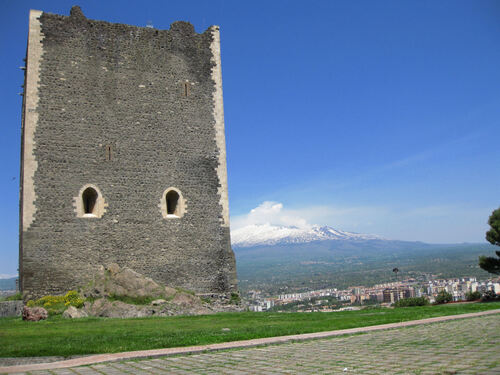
[394,296,429,307]
[434,290,453,304]
[200,296,212,304]
[230,292,241,305]
[465,291,482,301]
[481,290,499,302]
[175,288,195,296]
[0,292,22,301]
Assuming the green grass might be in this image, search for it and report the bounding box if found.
[107,294,160,305]
[0,292,22,301]
[0,302,498,358]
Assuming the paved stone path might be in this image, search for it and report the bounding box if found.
[5,314,500,375]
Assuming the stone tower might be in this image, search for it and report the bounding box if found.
[19,6,237,299]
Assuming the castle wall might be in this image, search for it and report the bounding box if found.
[20,7,237,299]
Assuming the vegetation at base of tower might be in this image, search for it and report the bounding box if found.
[106,294,166,306]
[174,288,196,296]
[229,292,241,305]
[394,296,429,307]
[26,290,84,315]
[434,290,453,304]
[0,302,499,358]
[0,292,22,301]
[479,207,500,275]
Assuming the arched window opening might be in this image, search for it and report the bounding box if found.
[82,187,98,215]
[166,190,180,216]
[75,184,106,218]
[159,187,185,219]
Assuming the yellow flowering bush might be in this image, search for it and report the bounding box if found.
[27,290,84,314]
[64,291,84,307]
[38,295,65,308]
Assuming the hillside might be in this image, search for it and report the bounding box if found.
[0,277,16,291]
[232,225,496,294]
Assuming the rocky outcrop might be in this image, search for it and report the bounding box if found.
[22,306,48,321]
[82,264,176,299]
[78,295,214,318]
[62,306,88,319]
[85,299,151,318]
[151,299,167,306]
[59,264,244,319]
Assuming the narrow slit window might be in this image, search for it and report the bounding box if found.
[166,190,179,215]
[105,145,112,161]
[82,187,98,215]
[183,82,189,97]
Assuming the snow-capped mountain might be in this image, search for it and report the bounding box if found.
[231,223,382,248]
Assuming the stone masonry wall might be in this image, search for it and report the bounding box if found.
[20,7,237,299]
[0,301,23,317]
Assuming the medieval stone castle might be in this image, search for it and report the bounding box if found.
[19,6,237,299]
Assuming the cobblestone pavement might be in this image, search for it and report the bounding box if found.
[11,315,500,375]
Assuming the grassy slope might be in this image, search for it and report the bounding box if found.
[1,302,499,358]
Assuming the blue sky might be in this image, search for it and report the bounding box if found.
[1,1,500,276]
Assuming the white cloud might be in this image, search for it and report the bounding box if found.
[231,201,312,230]
[230,201,375,232]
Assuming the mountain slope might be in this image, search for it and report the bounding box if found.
[231,224,380,247]
[231,224,495,293]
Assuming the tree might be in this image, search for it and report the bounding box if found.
[435,290,453,304]
[481,290,499,302]
[479,208,500,275]
[465,291,482,301]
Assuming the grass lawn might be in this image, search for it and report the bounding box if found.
[0,302,499,358]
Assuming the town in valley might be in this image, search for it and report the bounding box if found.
[246,274,500,312]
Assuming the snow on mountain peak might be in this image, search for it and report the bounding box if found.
[231,223,381,248]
